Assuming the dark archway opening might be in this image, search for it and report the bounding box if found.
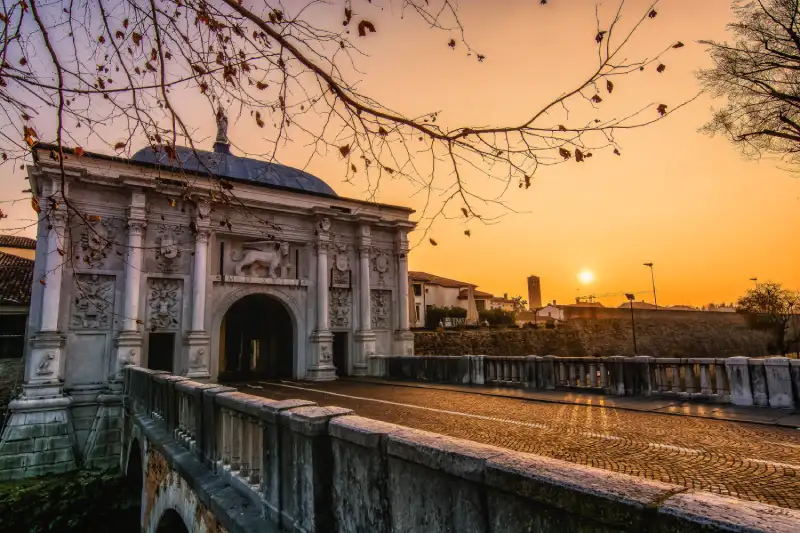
[219,294,293,382]
[156,509,190,533]
[118,439,143,531]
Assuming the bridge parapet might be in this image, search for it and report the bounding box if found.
[122,365,800,533]
[369,354,800,409]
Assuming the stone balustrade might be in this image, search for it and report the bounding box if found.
[367,354,800,409]
[123,365,800,533]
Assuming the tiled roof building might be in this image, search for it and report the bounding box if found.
[0,250,34,305]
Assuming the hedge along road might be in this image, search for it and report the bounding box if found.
[237,379,800,510]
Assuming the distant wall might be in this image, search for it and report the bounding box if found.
[414,317,772,358]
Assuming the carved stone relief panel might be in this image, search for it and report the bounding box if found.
[230,240,290,278]
[331,243,351,288]
[154,223,186,273]
[77,216,121,269]
[329,288,351,329]
[371,289,391,330]
[371,250,391,287]
[147,278,182,331]
[71,274,115,330]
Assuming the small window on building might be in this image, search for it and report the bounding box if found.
[476,300,486,311]
[415,305,421,321]
[413,284,422,296]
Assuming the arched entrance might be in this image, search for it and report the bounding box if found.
[218,294,293,381]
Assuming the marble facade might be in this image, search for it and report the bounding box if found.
[0,129,414,478]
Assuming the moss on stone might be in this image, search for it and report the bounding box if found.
[0,469,139,533]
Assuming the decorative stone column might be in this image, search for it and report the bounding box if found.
[113,192,147,384]
[0,193,78,480]
[353,224,375,376]
[393,230,414,356]
[26,208,69,399]
[307,218,335,380]
[186,202,212,379]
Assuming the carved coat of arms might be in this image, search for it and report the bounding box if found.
[372,251,390,286]
[155,224,183,273]
[79,217,118,269]
[331,243,350,288]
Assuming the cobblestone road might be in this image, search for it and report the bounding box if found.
[238,380,800,510]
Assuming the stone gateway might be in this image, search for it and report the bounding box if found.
[0,115,415,479]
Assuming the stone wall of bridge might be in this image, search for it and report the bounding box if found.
[121,366,800,533]
[414,316,773,358]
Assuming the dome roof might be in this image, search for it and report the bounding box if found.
[131,145,337,196]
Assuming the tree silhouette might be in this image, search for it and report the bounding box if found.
[737,281,799,355]
[698,0,800,169]
[0,0,688,238]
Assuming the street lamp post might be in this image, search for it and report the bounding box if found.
[643,262,657,310]
[625,293,638,355]
[750,277,758,288]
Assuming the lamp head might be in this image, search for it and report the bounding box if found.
[625,293,635,301]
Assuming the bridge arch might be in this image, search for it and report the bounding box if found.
[211,286,305,381]
[155,509,189,533]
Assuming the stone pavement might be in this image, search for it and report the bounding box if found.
[355,378,800,428]
[236,379,800,510]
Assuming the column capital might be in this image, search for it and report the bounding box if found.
[127,219,147,235]
[313,241,331,255]
[195,228,212,243]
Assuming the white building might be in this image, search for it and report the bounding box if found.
[409,271,491,327]
[0,115,416,477]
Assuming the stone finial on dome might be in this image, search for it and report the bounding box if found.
[214,106,230,154]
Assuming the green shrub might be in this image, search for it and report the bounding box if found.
[425,306,467,329]
[479,309,516,325]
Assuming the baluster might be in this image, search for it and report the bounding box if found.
[250,419,262,485]
[578,362,586,387]
[222,408,231,466]
[568,362,576,387]
[511,361,519,382]
[671,364,680,393]
[231,412,241,471]
[699,361,712,395]
[588,363,596,387]
[714,360,728,397]
[240,415,250,478]
[599,361,607,389]
[685,362,697,394]
[658,364,668,392]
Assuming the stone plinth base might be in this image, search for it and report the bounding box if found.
[307,331,336,381]
[353,330,377,377]
[0,396,78,481]
[185,331,211,380]
[393,330,415,356]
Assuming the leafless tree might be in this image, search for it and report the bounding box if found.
[0,0,689,240]
[698,0,800,169]
[737,281,800,355]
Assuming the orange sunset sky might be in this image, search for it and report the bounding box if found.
[0,0,798,307]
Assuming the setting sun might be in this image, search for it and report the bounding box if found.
[578,270,595,284]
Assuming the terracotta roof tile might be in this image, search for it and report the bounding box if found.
[0,235,36,250]
[0,250,34,305]
[408,270,475,289]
